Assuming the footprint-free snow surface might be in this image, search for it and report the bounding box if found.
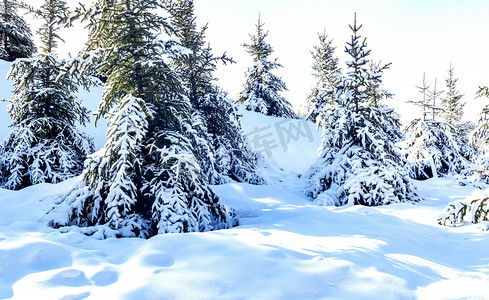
[1,65,489,298]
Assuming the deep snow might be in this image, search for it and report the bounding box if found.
[1,60,489,299]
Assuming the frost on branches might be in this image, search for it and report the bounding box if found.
[237,15,297,119]
[305,30,342,123]
[199,88,265,184]
[469,88,489,186]
[438,197,489,226]
[0,55,94,190]
[47,0,237,238]
[439,86,489,227]
[306,14,420,206]
[403,120,470,180]
[0,0,36,61]
[166,0,263,185]
[0,0,94,190]
[403,74,470,180]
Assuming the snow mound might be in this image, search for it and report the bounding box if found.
[238,107,322,173]
[0,67,489,298]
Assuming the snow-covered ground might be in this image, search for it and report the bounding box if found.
[1,60,489,299]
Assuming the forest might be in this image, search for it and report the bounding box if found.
[1,0,489,299]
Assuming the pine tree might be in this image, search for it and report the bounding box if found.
[305,30,342,122]
[366,60,393,108]
[440,64,476,161]
[403,73,470,180]
[441,64,464,126]
[0,0,94,190]
[306,14,420,206]
[48,0,237,238]
[237,15,297,118]
[439,85,489,226]
[165,0,263,184]
[0,0,36,61]
[466,87,489,186]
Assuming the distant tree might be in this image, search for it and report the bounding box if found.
[438,87,489,226]
[305,30,342,122]
[237,15,297,118]
[306,14,420,206]
[441,64,464,125]
[0,0,36,61]
[48,0,237,238]
[467,87,489,186]
[0,0,94,190]
[404,73,470,180]
[443,65,477,162]
[165,0,263,184]
[472,88,489,150]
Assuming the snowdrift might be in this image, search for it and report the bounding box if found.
[1,61,489,298]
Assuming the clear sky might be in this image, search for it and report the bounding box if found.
[29,0,489,126]
[193,0,489,125]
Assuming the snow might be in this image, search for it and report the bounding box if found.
[1,63,489,299]
[2,169,489,299]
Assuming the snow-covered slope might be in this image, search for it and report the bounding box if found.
[1,63,489,299]
[238,107,322,173]
[1,164,489,299]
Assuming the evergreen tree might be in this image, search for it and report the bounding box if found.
[305,30,342,122]
[439,85,489,224]
[403,74,470,180]
[48,0,237,238]
[440,64,476,161]
[441,64,464,126]
[366,60,393,108]
[165,0,263,184]
[306,14,420,206]
[237,15,297,118]
[0,0,94,190]
[0,0,36,61]
[467,87,489,186]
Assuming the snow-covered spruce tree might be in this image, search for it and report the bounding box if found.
[165,0,263,185]
[0,0,36,61]
[366,60,394,108]
[305,30,342,123]
[237,15,297,118]
[404,74,470,180]
[0,0,94,190]
[466,87,489,186]
[305,14,420,206]
[438,86,489,226]
[48,0,237,238]
[440,64,476,161]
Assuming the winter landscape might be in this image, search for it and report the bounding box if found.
[1,0,489,299]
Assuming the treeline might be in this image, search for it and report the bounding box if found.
[1,1,489,237]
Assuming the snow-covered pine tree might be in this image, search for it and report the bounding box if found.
[165,0,263,185]
[0,0,94,190]
[440,64,476,161]
[465,87,489,186]
[0,0,36,61]
[366,60,394,108]
[305,30,342,123]
[48,0,237,238]
[441,65,464,126]
[237,15,297,118]
[404,74,470,180]
[306,14,420,206]
[439,85,489,226]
